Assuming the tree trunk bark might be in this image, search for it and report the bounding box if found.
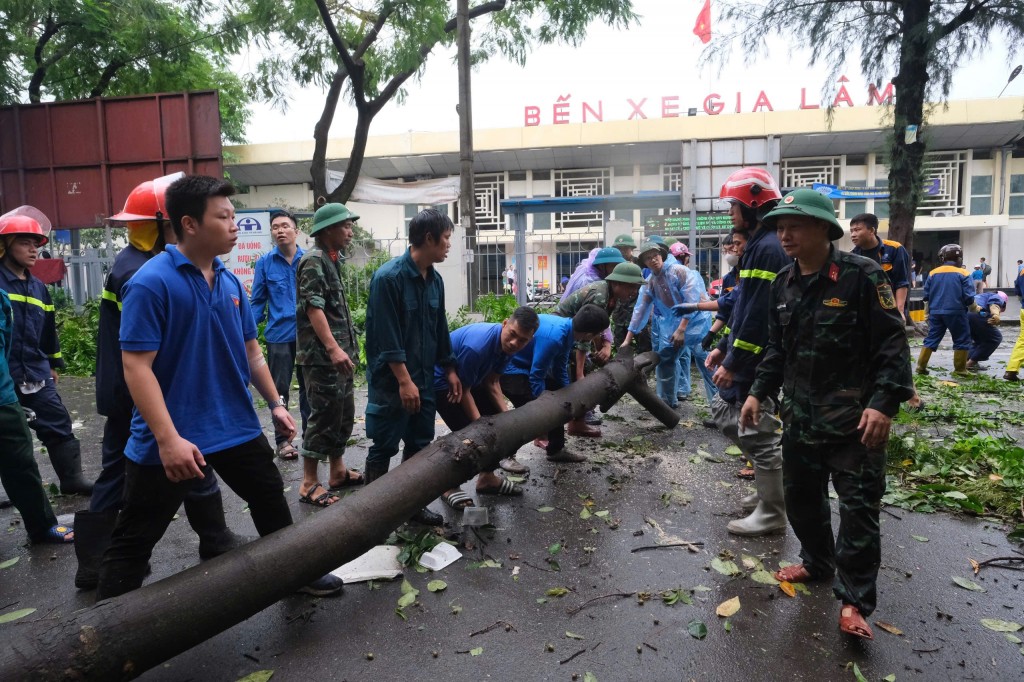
[328,103,374,204]
[1,353,675,681]
[886,0,933,255]
[310,65,348,206]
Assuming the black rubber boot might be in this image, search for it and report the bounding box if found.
[48,438,94,495]
[183,493,250,560]
[73,509,118,590]
[363,462,389,485]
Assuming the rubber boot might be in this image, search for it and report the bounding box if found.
[73,509,118,589]
[363,462,389,485]
[727,468,787,536]
[740,491,758,513]
[183,493,250,560]
[952,349,970,376]
[48,438,94,495]
[915,348,933,376]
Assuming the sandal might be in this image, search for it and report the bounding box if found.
[276,443,299,460]
[299,483,339,508]
[839,604,874,640]
[737,467,755,480]
[477,478,523,496]
[328,470,365,491]
[442,490,475,510]
[36,524,74,544]
[774,564,817,583]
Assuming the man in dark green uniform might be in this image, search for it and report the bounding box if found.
[740,188,914,641]
[295,203,364,508]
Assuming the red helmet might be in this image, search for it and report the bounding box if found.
[720,168,782,208]
[0,207,50,246]
[110,172,184,222]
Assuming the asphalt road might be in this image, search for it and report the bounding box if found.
[1,344,1022,682]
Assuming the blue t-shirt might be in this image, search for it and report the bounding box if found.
[970,269,984,282]
[433,322,507,393]
[249,245,304,344]
[505,314,573,396]
[120,245,263,465]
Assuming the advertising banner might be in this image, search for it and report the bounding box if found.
[220,210,272,295]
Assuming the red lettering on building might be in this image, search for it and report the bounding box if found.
[753,91,773,112]
[832,85,854,108]
[735,92,741,113]
[661,96,679,118]
[867,82,895,105]
[525,105,540,126]
[627,98,648,120]
[799,88,819,110]
[703,93,724,115]
[582,100,603,122]
[553,94,571,125]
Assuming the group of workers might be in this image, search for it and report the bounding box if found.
[1,164,1021,645]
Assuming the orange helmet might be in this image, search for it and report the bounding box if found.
[719,168,783,208]
[110,172,184,222]
[0,206,51,246]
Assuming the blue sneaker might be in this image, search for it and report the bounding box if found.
[298,574,345,597]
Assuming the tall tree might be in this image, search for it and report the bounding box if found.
[230,0,637,204]
[0,0,252,142]
[710,0,1024,253]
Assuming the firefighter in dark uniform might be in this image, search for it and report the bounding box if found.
[741,188,914,641]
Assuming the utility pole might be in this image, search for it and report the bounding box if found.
[457,0,478,303]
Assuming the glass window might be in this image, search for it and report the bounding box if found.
[872,179,889,219]
[844,179,867,219]
[1009,175,1024,216]
[970,175,992,215]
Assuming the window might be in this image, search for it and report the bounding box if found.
[474,244,507,296]
[843,180,867,219]
[553,168,610,230]
[970,175,992,215]
[532,196,551,230]
[873,180,889,219]
[1010,174,1024,216]
[556,241,600,282]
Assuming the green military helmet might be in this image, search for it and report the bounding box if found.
[663,237,679,247]
[637,239,664,262]
[593,246,626,266]
[311,203,360,236]
[762,188,842,241]
[604,261,645,284]
[612,234,637,248]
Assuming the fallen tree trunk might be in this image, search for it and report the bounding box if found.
[2,352,677,680]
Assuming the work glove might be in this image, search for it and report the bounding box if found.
[701,330,716,352]
[671,302,699,315]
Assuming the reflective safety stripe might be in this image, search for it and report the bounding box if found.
[739,269,777,282]
[100,288,123,311]
[722,325,731,335]
[6,293,55,312]
[733,339,764,354]
[48,351,63,359]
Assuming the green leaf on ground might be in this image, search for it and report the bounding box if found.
[0,557,19,569]
[750,570,778,585]
[565,631,584,640]
[427,580,447,593]
[851,663,868,682]
[687,619,708,639]
[792,582,811,595]
[725,445,742,456]
[952,576,986,592]
[710,558,742,576]
[661,588,693,606]
[1005,634,1022,644]
[236,672,274,682]
[594,510,610,518]
[469,647,483,656]
[579,508,592,519]
[583,674,598,682]
[911,535,929,542]
[981,618,1022,632]
[536,506,554,513]
[467,560,502,569]
[548,543,562,555]
[883,676,896,682]
[546,587,570,598]
[0,608,35,624]
[723,620,732,632]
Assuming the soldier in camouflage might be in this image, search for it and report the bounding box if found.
[295,203,364,507]
[741,189,914,641]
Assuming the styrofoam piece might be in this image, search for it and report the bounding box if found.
[462,506,489,527]
[418,542,462,571]
[330,545,403,583]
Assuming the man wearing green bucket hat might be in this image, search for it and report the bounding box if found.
[294,203,365,508]
[741,188,914,641]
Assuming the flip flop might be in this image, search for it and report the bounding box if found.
[442,490,475,510]
[299,483,339,508]
[328,470,365,491]
[774,564,816,583]
[839,604,874,640]
[477,478,523,496]
[276,443,299,460]
[36,524,74,544]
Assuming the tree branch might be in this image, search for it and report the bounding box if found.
[88,59,127,98]
[936,0,991,40]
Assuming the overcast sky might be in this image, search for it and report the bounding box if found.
[238,0,1023,145]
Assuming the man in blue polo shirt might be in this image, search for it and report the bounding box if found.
[95,175,343,600]
[434,307,539,509]
[250,210,307,460]
[500,306,609,464]
[364,208,461,527]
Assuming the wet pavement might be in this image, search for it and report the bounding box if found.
[2,343,1023,681]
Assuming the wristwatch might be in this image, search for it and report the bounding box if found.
[268,397,285,411]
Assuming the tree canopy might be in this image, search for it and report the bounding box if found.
[228,0,638,203]
[0,0,252,142]
[710,0,1024,251]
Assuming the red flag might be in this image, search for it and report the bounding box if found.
[693,0,711,44]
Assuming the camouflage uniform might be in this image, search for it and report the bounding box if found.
[555,280,636,349]
[295,248,359,462]
[748,246,914,616]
